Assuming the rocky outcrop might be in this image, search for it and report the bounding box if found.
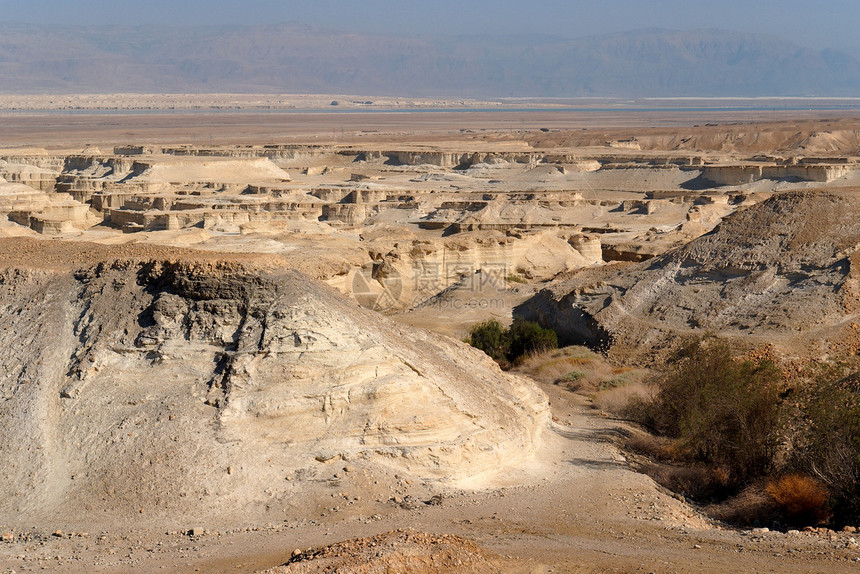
[323,229,601,312]
[0,178,96,235]
[0,161,58,192]
[127,157,291,184]
[519,189,860,361]
[701,164,853,186]
[0,239,548,522]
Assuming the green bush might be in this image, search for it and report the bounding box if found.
[468,319,510,365]
[508,319,558,360]
[468,318,558,367]
[629,339,782,483]
[560,370,587,383]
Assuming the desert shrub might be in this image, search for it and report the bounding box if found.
[508,319,558,360]
[560,370,586,383]
[708,484,775,527]
[639,461,733,502]
[765,474,830,527]
[468,319,510,365]
[468,318,558,367]
[623,346,860,528]
[796,377,860,526]
[627,339,782,483]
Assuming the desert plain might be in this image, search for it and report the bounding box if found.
[1,96,860,573]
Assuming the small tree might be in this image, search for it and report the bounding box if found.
[508,319,558,360]
[634,339,782,483]
[469,319,510,364]
[800,377,860,526]
[468,318,558,368]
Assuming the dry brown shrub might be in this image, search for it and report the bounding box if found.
[625,432,687,461]
[765,474,830,526]
[638,461,732,501]
[708,485,774,527]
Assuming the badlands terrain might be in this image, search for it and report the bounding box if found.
[2,101,860,572]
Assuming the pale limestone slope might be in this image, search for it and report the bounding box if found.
[0,243,547,525]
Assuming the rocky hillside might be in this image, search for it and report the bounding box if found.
[2,24,859,96]
[0,239,548,526]
[519,189,860,361]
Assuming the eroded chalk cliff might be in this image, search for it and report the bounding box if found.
[0,240,548,524]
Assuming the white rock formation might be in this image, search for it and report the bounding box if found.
[0,242,548,523]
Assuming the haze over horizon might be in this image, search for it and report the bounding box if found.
[2,0,858,52]
[1,1,860,98]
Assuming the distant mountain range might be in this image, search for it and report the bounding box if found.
[1,23,858,97]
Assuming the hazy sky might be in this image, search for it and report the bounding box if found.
[2,0,858,51]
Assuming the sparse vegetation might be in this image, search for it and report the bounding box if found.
[765,474,831,527]
[795,375,860,526]
[516,346,608,387]
[513,345,650,412]
[507,337,857,528]
[627,339,781,483]
[468,318,558,369]
[622,338,860,529]
[467,319,510,366]
[560,370,586,383]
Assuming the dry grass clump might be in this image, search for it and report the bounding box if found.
[592,380,651,415]
[708,485,774,527]
[516,346,609,385]
[625,431,684,462]
[516,346,649,408]
[515,346,651,418]
[626,431,734,501]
